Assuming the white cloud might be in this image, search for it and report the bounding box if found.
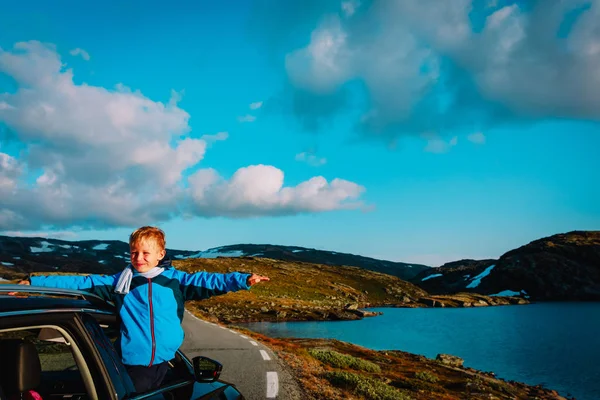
[341,0,360,17]
[249,101,263,110]
[188,164,364,217]
[295,151,327,166]
[0,152,22,192]
[238,114,257,123]
[286,17,354,94]
[0,41,366,230]
[201,131,229,144]
[0,101,14,110]
[281,1,600,138]
[468,132,486,144]
[69,47,90,61]
[423,134,458,154]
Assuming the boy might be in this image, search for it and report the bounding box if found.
[18,226,269,393]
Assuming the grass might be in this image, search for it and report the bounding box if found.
[309,349,381,373]
[325,371,413,400]
[415,370,439,383]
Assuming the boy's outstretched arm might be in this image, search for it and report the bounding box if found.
[17,273,118,302]
[175,270,269,301]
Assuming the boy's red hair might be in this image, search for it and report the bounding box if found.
[129,226,166,250]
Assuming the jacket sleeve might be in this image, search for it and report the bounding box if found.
[173,270,251,301]
[30,274,119,302]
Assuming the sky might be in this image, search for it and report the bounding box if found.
[0,0,599,267]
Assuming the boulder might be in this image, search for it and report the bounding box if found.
[436,353,464,367]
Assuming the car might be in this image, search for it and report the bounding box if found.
[0,284,245,400]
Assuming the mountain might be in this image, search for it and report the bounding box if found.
[410,231,600,301]
[4,231,598,302]
[180,243,430,280]
[0,236,428,281]
[0,235,196,278]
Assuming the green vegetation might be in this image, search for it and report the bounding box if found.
[309,349,381,373]
[415,370,439,383]
[325,371,412,400]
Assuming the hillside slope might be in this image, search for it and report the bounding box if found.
[0,236,428,280]
[411,231,600,300]
[184,243,430,280]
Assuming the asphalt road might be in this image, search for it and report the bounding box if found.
[180,311,303,400]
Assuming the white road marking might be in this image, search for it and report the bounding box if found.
[185,309,280,398]
[266,372,279,398]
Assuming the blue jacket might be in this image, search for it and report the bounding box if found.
[30,259,250,366]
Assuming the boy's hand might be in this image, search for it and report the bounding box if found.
[7,278,30,296]
[247,274,269,287]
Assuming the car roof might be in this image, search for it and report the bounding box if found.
[0,285,116,316]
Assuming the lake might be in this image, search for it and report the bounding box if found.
[242,302,600,400]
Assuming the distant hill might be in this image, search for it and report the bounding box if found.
[0,235,531,315]
[0,236,428,281]
[179,243,430,280]
[4,231,598,302]
[410,231,600,301]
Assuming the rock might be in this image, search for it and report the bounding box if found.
[419,297,438,307]
[345,303,359,310]
[353,309,379,318]
[436,353,464,367]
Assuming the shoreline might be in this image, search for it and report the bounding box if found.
[224,320,570,400]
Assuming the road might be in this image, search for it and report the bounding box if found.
[180,311,303,400]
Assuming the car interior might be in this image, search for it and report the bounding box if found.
[0,325,98,400]
[0,321,214,400]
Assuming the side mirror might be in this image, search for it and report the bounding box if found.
[192,356,223,383]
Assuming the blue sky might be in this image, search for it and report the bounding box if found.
[1,0,599,266]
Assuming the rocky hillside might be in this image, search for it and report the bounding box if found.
[172,257,526,323]
[0,236,428,281]
[411,231,600,301]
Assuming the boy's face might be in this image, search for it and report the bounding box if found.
[130,239,166,273]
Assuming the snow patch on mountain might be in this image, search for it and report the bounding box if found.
[466,265,495,288]
[490,290,520,297]
[422,273,443,281]
[183,247,246,259]
[93,243,109,250]
[30,241,53,253]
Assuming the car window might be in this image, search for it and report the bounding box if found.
[0,327,88,398]
[82,313,136,399]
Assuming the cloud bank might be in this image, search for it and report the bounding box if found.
[0,41,366,231]
[256,0,600,140]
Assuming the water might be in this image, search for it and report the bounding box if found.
[243,302,600,400]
